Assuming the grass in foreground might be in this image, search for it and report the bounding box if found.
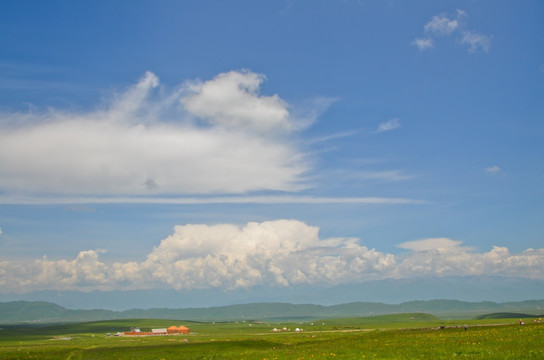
[0,315,542,359]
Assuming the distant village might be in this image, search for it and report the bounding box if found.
[115,325,190,336]
[110,324,309,336]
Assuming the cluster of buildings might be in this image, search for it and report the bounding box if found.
[122,325,190,336]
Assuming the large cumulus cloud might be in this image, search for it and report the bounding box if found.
[0,70,310,197]
[1,220,543,293]
[141,220,394,289]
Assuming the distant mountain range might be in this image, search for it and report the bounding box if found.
[1,299,543,323]
[2,277,544,311]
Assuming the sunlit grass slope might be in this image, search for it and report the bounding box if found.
[1,315,543,359]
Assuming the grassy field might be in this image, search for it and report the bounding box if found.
[0,314,542,359]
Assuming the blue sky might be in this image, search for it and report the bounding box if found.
[0,0,543,308]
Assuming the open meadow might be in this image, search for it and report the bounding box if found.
[0,314,542,359]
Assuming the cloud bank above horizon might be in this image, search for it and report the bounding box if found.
[1,219,542,294]
[0,70,317,197]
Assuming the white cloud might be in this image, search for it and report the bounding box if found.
[0,220,397,292]
[412,38,433,51]
[307,128,360,144]
[0,71,317,197]
[181,70,291,132]
[423,15,460,36]
[395,245,544,279]
[485,165,501,174]
[0,221,543,293]
[375,118,400,133]
[460,31,491,53]
[0,227,2,236]
[0,250,113,292]
[397,237,471,252]
[0,195,425,205]
[413,9,490,53]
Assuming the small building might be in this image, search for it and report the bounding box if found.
[167,325,190,334]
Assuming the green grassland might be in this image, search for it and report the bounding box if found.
[0,314,542,359]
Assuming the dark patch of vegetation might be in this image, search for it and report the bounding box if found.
[474,312,543,320]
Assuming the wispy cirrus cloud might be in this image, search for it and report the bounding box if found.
[485,165,501,174]
[397,237,472,252]
[460,31,492,53]
[1,220,542,293]
[375,118,400,133]
[411,38,433,51]
[0,195,425,205]
[306,128,361,144]
[413,9,491,53]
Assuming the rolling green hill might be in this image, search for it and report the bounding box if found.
[1,299,543,323]
[0,301,118,323]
